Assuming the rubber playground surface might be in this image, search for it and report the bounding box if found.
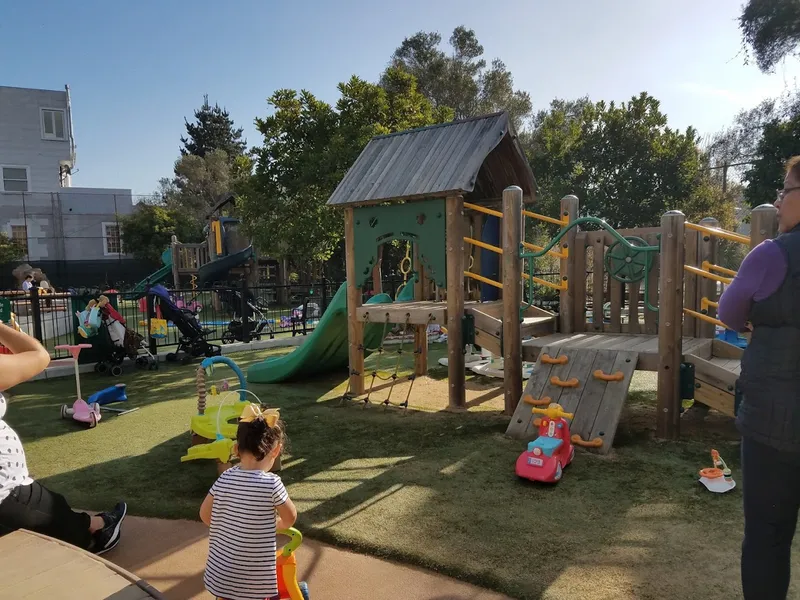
[108,515,512,600]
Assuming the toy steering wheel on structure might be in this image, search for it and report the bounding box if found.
[604,236,652,283]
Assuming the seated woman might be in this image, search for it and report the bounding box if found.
[0,321,126,554]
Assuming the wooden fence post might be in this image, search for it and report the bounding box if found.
[559,195,579,334]
[344,208,365,395]
[656,210,685,439]
[502,186,524,415]
[446,194,466,410]
[750,204,778,249]
[696,217,719,338]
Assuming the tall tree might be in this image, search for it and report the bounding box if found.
[740,0,800,73]
[743,111,800,206]
[385,26,532,130]
[119,201,204,264]
[180,95,247,160]
[0,233,25,264]
[240,69,453,265]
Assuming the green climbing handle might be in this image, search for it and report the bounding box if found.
[520,216,661,316]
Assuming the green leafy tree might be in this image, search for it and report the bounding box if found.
[0,233,25,264]
[240,69,453,265]
[385,26,532,130]
[180,95,247,160]
[740,0,800,73]
[743,111,800,206]
[523,92,731,229]
[119,202,204,264]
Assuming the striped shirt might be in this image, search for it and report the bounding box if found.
[204,466,289,600]
[0,393,33,503]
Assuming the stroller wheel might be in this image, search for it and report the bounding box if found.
[300,581,310,600]
[88,412,98,429]
[135,356,148,369]
[149,361,159,370]
[221,331,234,345]
[93,362,101,373]
[60,404,68,419]
[110,365,123,377]
[96,362,108,374]
[166,353,177,362]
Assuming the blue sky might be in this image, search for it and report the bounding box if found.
[3,0,799,196]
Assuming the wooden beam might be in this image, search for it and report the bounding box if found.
[657,210,685,439]
[344,208,365,395]
[502,186,524,415]
[560,195,579,334]
[750,204,778,249]
[414,325,428,377]
[446,194,466,410]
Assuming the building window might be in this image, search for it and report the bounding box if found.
[10,225,28,256]
[1,166,30,192]
[41,108,66,140]
[102,222,122,256]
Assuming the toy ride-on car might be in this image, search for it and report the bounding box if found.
[276,528,310,599]
[515,403,576,483]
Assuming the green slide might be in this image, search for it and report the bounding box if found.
[247,281,405,384]
[132,248,173,294]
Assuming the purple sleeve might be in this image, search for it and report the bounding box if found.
[717,240,787,331]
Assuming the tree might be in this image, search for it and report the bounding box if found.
[523,92,732,229]
[119,202,204,264]
[385,26,532,130]
[740,0,800,73]
[0,233,25,264]
[743,111,800,206]
[240,69,453,266]
[180,95,247,160]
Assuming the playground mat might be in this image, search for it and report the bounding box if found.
[106,515,512,600]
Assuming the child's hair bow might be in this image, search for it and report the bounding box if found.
[239,403,280,427]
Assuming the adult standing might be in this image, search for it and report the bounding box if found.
[718,155,800,600]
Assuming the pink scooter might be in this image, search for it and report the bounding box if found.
[57,344,102,428]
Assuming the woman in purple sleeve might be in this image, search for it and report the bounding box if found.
[718,156,800,600]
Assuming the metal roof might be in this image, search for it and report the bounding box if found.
[327,111,536,207]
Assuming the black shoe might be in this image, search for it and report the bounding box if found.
[92,501,127,555]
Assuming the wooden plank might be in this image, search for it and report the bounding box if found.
[712,339,744,360]
[554,349,599,415]
[502,186,524,414]
[519,316,557,339]
[474,327,502,356]
[345,208,365,395]
[560,195,579,334]
[628,280,641,334]
[609,277,622,333]
[356,301,471,326]
[683,337,713,359]
[414,325,428,377]
[694,380,735,417]
[569,350,618,440]
[446,194,466,410]
[588,350,639,453]
[506,345,563,439]
[644,232,659,335]
[536,347,581,409]
[683,225,698,337]
[685,354,738,392]
[592,234,605,332]
[657,211,685,439]
[572,232,588,333]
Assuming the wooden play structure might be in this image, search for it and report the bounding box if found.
[328,111,778,453]
[0,529,166,599]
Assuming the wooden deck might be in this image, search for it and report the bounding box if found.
[522,333,713,372]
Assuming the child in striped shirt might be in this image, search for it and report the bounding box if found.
[200,404,297,600]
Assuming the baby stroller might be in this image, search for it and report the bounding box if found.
[149,285,221,363]
[76,296,158,376]
[216,288,274,344]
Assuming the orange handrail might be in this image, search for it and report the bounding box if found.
[685,222,750,245]
[522,240,568,260]
[522,272,568,291]
[464,271,503,289]
[684,265,732,285]
[464,237,502,255]
[522,209,569,227]
[463,202,503,218]
[702,261,737,278]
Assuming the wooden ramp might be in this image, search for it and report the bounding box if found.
[466,301,556,357]
[506,346,638,454]
[0,529,166,599]
[685,339,743,417]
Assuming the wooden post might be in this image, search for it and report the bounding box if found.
[656,210,685,439]
[344,208,365,395]
[414,325,428,377]
[750,204,778,249]
[696,217,718,338]
[446,194,466,410]
[502,186,524,415]
[560,195,579,334]
[170,235,180,288]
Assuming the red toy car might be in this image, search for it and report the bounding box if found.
[515,403,576,483]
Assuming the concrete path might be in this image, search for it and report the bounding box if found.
[108,516,512,600]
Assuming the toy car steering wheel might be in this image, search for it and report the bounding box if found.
[532,405,574,421]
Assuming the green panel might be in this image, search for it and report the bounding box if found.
[0,298,10,323]
[353,199,446,288]
[680,362,695,400]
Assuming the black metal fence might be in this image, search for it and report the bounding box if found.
[0,272,566,361]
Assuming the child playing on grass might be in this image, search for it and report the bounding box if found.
[0,321,127,553]
[200,404,297,600]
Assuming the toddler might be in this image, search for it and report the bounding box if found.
[200,404,297,600]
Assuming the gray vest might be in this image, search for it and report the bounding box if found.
[737,225,800,451]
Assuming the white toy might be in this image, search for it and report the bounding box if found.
[698,449,736,493]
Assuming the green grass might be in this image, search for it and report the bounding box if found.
[6,347,797,599]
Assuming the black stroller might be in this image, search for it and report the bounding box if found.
[216,288,274,344]
[149,285,221,363]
